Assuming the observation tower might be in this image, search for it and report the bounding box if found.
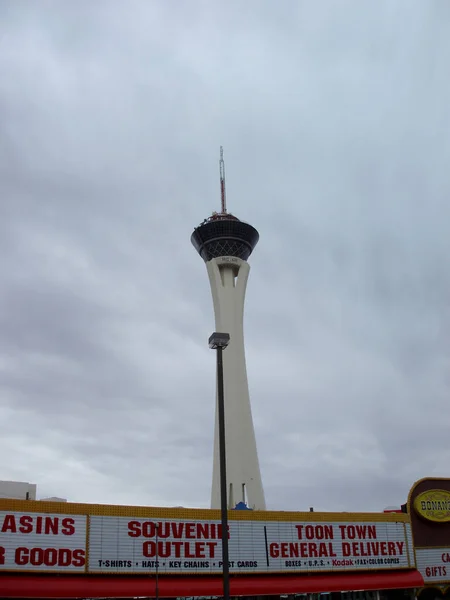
[191,148,266,510]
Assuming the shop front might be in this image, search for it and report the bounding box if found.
[409,477,450,600]
[0,497,424,598]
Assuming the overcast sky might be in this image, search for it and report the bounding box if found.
[1,0,449,513]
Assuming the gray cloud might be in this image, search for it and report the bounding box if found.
[0,0,449,512]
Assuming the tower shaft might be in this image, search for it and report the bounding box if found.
[207,256,266,510]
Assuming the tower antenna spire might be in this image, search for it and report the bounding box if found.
[219,146,227,214]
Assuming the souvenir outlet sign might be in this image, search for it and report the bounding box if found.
[0,505,415,575]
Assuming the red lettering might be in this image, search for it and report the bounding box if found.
[171,541,183,557]
[1,515,17,533]
[35,516,43,534]
[342,542,351,556]
[185,523,195,539]
[14,547,85,567]
[315,525,333,539]
[54,549,70,566]
[0,546,5,565]
[72,549,86,567]
[356,525,366,539]
[158,523,170,539]
[426,566,447,578]
[128,521,141,537]
[143,541,155,557]
[305,525,315,539]
[370,542,379,555]
[352,525,377,540]
[45,518,58,535]
[46,548,57,566]
[295,525,303,539]
[340,525,376,540]
[296,524,334,540]
[142,540,216,559]
[197,523,209,538]
[61,518,75,536]
[15,547,28,565]
[341,541,401,557]
[2,515,74,536]
[157,542,171,558]
[269,541,337,559]
[18,516,33,534]
[269,543,280,558]
[129,521,226,541]
[171,522,183,538]
[442,553,450,563]
[143,522,155,537]
[195,542,205,558]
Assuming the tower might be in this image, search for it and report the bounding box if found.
[191,148,266,510]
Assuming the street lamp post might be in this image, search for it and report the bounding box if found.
[208,332,231,600]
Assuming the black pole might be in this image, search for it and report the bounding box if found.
[155,524,159,600]
[216,345,230,600]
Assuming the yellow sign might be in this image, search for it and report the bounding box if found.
[414,489,450,522]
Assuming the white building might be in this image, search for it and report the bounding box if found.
[0,480,37,500]
[0,481,67,502]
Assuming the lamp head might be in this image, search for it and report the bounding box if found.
[208,332,230,350]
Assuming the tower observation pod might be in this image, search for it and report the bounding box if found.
[191,148,266,511]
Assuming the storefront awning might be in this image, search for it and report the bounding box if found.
[0,570,424,598]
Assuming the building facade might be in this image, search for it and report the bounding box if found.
[0,481,36,501]
[1,478,449,599]
[408,477,450,600]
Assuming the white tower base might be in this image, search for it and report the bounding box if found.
[207,256,266,511]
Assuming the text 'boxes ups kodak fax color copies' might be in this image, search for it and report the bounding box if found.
[0,500,415,575]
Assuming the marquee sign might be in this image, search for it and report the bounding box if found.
[413,490,450,523]
[88,516,413,574]
[407,478,450,586]
[0,506,414,575]
[415,548,450,584]
[0,511,87,572]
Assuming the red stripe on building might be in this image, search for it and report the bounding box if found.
[0,570,424,598]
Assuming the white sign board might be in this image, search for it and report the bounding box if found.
[89,516,413,574]
[415,548,450,584]
[0,511,87,572]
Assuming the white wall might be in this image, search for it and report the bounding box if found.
[0,480,37,500]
